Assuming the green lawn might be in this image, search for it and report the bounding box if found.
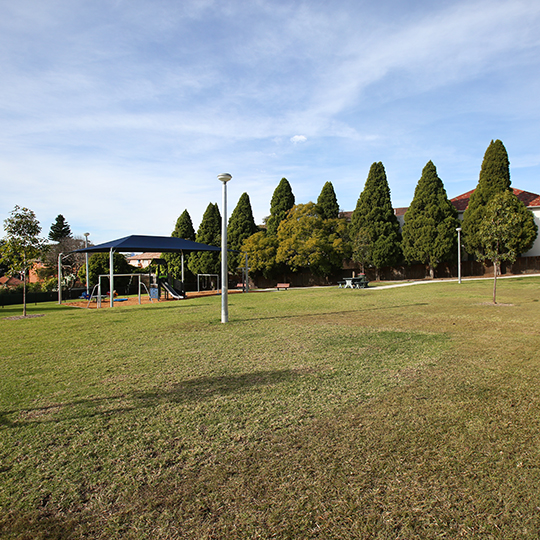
[1,278,540,539]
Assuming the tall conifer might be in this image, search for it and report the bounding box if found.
[316,181,339,220]
[188,203,221,276]
[227,193,258,273]
[49,214,72,242]
[163,210,196,280]
[266,178,295,236]
[401,161,459,278]
[462,139,512,255]
[350,162,401,278]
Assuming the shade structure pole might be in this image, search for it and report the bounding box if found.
[109,247,114,308]
[218,173,232,323]
[84,232,90,296]
[57,253,63,304]
[181,252,185,283]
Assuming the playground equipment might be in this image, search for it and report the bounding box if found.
[197,274,219,292]
[90,273,153,308]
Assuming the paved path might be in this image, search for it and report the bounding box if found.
[369,273,540,290]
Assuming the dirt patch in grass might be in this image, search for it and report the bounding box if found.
[3,314,45,320]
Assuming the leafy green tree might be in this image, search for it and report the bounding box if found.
[476,190,538,303]
[402,161,459,278]
[350,162,402,278]
[48,214,72,242]
[462,140,512,255]
[266,178,295,236]
[227,192,258,273]
[162,210,196,280]
[1,206,46,316]
[276,203,350,277]
[316,181,340,220]
[242,231,279,279]
[87,252,132,292]
[188,203,221,276]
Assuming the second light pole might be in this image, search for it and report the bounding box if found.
[218,173,232,323]
[456,227,462,284]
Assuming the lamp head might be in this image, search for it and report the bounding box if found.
[217,173,232,184]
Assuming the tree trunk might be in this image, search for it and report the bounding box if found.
[429,265,434,279]
[493,261,498,304]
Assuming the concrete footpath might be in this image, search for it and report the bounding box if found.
[369,273,540,290]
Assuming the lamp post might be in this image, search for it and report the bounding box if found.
[84,232,90,296]
[218,173,232,323]
[456,227,462,284]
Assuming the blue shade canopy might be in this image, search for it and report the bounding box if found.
[74,235,222,254]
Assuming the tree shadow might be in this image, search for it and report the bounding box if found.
[1,369,302,428]
[235,303,429,322]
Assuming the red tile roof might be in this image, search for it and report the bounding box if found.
[450,188,540,212]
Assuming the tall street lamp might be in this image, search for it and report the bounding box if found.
[456,227,462,284]
[84,232,90,296]
[218,173,232,323]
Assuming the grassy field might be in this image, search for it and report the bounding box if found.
[1,278,540,539]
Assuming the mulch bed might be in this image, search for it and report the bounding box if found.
[3,314,45,320]
[61,289,244,309]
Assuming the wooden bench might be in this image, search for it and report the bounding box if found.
[276,283,290,290]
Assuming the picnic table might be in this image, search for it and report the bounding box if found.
[338,275,369,289]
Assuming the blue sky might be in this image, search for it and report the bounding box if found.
[1,0,540,244]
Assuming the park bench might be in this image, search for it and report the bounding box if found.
[276,283,290,290]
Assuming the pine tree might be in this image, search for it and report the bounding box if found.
[402,161,460,278]
[49,214,72,242]
[227,193,258,273]
[316,181,339,220]
[266,178,295,236]
[163,210,196,280]
[350,162,401,278]
[462,139,512,255]
[188,203,221,276]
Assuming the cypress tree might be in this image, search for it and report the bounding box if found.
[462,139,512,255]
[188,203,221,276]
[49,214,72,242]
[163,210,196,280]
[266,178,295,236]
[227,192,258,273]
[316,181,340,220]
[350,162,401,278]
[401,161,460,278]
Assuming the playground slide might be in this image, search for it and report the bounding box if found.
[161,281,185,299]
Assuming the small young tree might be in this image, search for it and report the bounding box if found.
[462,140,512,256]
[1,206,46,316]
[48,214,72,242]
[476,190,538,304]
[188,203,221,276]
[162,210,196,280]
[402,161,459,278]
[227,193,258,273]
[316,181,340,220]
[350,162,402,278]
[266,178,295,236]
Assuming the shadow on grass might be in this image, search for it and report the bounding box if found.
[0,369,301,428]
[234,303,429,322]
